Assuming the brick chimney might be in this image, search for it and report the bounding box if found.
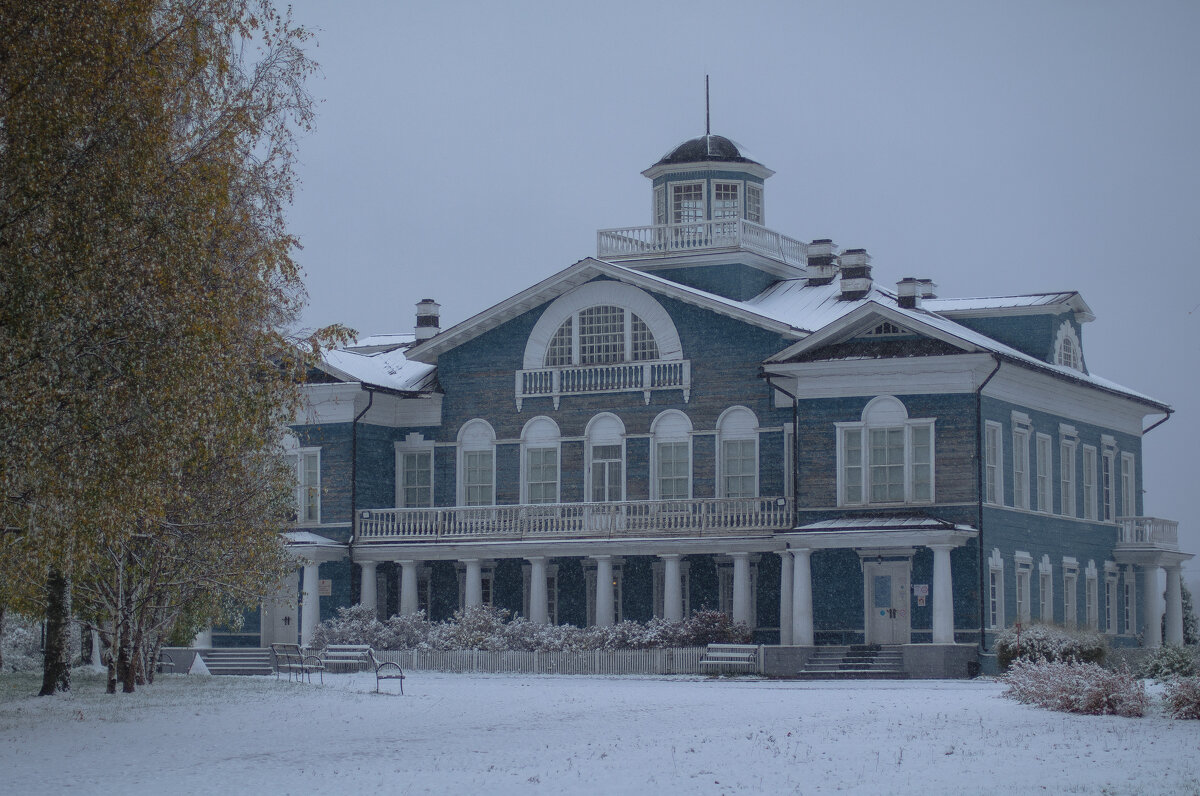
[805,239,838,285]
[838,249,872,299]
[897,277,922,309]
[415,298,441,341]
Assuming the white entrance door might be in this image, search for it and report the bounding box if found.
[865,561,911,644]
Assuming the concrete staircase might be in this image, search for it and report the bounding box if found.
[198,648,274,676]
[796,645,908,680]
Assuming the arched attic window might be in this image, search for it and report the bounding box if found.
[1054,322,1083,372]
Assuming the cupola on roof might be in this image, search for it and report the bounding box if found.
[653,134,762,168]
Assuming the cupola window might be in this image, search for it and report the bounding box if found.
[671,183,705,225]
[745,184,763,224]
[712,182,740,220]
[543,306,660,367]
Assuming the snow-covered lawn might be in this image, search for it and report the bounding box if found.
[1,670,1197,794]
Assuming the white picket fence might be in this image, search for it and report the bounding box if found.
[371,647,708,675]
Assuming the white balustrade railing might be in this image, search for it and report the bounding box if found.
[358,496,792,542]
[1116,517,1179,548]
[596,219,807,267]
[516,359,690,410]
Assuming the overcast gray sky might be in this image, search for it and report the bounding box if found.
[284,1,1200,573]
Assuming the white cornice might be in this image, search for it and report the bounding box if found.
[982,365,1157,436]
[764,354,998,402]
[640,161,775,181]
[615,248,805,281]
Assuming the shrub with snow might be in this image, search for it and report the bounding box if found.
[309,604,752,651]
[0,615,43,672]
[1003,659,1148,717]
[1138,644,1198,681]
[1162,677,1200,720]
[994,623,1107,670]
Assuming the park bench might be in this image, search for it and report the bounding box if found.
[321,644,374,672]
[155,651,175,674]
[699,643,760,674]
[366,649,406,694]
[270,643,325,684]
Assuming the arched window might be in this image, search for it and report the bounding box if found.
[457,419,495,506]
[585,413,625,503]
[651,410,692,500]
[521,416,560,504]
[836,396,935,506]
[717,406,758,499]
[1054,322,1083,371]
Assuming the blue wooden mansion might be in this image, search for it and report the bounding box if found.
[238,132,1191,676]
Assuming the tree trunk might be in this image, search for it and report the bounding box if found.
[39,569,72,696]
[0,601,6,672]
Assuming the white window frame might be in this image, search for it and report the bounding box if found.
[1085,561,1099,630]
[395,435,434,509]
[711,181,742,227]
[745,182,763,224]
[670,180,706,226]
[1054,321,1083,371]
[653,184,667,226]
[836,396,935,507]
[1035,433,1052,513]
[1120,452,1136,517]
[650,410,692,501]
[1015,552,1033,625]
[1123,566,1136,635]
[1104,564,1119,635]
[457,419,496,507]
[1060,436,1077,517]
[985,421,1004,506]
[1101,443,1116,522]
[717,406,759,499]
[1082,445,1097,520]
[520,416,561,505]
[585,413,626,503]
[1063,558,1079,629]
[294,447,321,525]
[1039,555,1054,623]
[988,548,1005,630]
[1012,424,1030,510]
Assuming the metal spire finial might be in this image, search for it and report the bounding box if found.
[705,75,710,136]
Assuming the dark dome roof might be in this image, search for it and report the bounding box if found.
[654,134,762,167]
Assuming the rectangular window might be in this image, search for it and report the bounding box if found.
[591,444,622,503]
[654,184,666,226]
[989,569,1002,629]
[1082,446,1097,520]
[671,182,704,225]
[299,450,320,523]
[1086,571,1098,630]
[1012,428,1030,510]
[984,422,1002,505]
[1121,453,1136,517]
[1063,568,1078,628]
[839,421,934,506]
[526,447,558,504]
[911,425,932,502]
[1016,565,1031,625]
[1105,573,1118,634]
[400,450,433,508]
[869,427,906,503]
[657,441,690,501]
[1060,440,1077,516]
[1123,572,1135,634]
[842,428,863,504]
[1039,569,1052,622]
[722,439,757,498]
[1035,434,1052,513]
[745,184,763,224]
[712,182,739,220]
[463,450,494,506]
[1102,450,1115,521]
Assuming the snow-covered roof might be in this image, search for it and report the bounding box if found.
[282,531,347,548]
[795,516,975,532]
[316,343,436,393]
[925,292,1094,322]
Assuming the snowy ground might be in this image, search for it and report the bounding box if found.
[1,670,1198,795]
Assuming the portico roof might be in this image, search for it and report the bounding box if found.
[282,531,349,563]
[782,516,977,550]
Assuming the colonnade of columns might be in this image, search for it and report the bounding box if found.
[1138,561,1186,648]
[353,550,759,629]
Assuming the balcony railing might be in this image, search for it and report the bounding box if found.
[357,496,793,543]
[1116,517,1179,549]
[515,359,689,410]
[596,219,807,268]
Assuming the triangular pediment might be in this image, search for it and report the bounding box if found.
[405,257,804,364]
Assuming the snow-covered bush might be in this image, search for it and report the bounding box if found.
[994,623,1107,670]
[1138,644,1198,681]
[0,615,43,672]
[1003,660,1148,717]
[1162,677,1200,719]
[309,604,752,651]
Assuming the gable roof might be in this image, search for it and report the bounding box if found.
[314,339,436,394]
[925,291,1095,322]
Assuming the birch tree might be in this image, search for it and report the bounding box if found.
[0,1,347,693]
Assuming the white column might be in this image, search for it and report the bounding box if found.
[731,552,752,626]
[594,555,614,627]
[399,560,419,615]
[1142,564,1162,648]
[359,561,378,614]
[301,563,320,648]
[791,548,814,646]
[529,557,549,624]
[930,544,955,644]
[1165,564,1184,646]
[779,549,794,645]
[464,559,483,608]
[662,554,683,622]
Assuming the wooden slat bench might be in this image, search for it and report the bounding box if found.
[270,643,325,684]
[367,649,405,694]
[699,643,760,674]
[322,644,374,673]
